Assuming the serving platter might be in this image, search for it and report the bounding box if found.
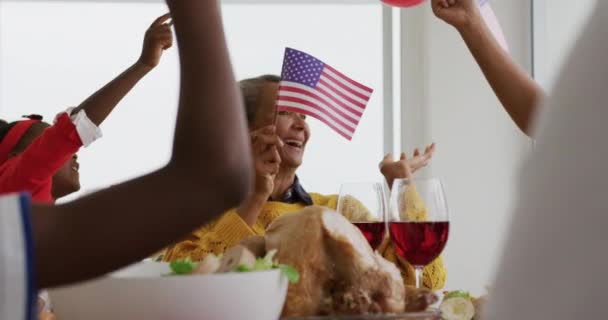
[284,310,441,320]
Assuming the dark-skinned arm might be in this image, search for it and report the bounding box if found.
[31,0,252,289]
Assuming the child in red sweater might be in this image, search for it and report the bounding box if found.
[0,13,173,204]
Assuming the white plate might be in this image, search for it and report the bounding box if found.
[50,261,288,320]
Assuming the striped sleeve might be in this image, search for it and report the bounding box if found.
[0,194,36,320]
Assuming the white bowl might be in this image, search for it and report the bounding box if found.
[49,261,288,320]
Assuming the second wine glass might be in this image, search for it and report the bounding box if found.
[388,178,450,288]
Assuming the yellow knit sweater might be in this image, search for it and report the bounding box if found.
[163,189,446,290]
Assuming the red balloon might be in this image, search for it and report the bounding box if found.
[381,0,426,8]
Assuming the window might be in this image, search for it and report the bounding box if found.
[0,1,385,197]
[224,4,384,194]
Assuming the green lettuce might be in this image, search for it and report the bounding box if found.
[168,250,300,284]
[444,290,471,300]
[233,250,300,284]
[169,258,198,275]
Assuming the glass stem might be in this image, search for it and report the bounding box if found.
[415,266,424,288]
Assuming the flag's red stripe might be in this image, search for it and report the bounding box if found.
[277,95,357,131]
[279,84,363,118]
[279,85,361,121]
[324,65,373,93]
[317,78,367,110]
[278,104,354,139]
[277,105,353,141]
[321,71,372,102]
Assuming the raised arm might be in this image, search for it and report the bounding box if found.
[431,0,545,135]
[8,15,173,184]
[31,0,252,289]
[71,14,173,125]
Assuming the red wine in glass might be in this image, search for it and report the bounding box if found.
[353,222,386,250]
[389,178,449,288]
[390,221,449,266]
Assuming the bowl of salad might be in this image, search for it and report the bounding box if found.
[49,248,297,320]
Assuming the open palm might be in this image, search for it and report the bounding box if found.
[408,143,436,173]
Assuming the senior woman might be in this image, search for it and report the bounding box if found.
[163,75,446,289]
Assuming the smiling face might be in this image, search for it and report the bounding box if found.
[275,109,310,169]
[247,80,311,170]
[51,154,81,199]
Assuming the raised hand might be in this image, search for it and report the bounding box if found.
[250,125,283,199]
[380,153,413,189]
[408,143,436,173]
[138,13,174,69]
[431,0,481,30]
[236,125,283,226]
[380,144,436,188]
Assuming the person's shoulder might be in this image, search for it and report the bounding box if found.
[0,156,19,173]
[0,193,33,320]
[0,193,29,211]
[309,193,338,207]
[309,192,335,200]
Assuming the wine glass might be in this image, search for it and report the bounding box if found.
[388,178,449,288]
[337,182,388,251]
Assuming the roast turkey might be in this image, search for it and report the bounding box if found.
[264,206,405,317]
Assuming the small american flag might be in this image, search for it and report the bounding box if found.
[277,48,374,140]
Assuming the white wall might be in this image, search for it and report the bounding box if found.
[405,0,597,295]
[398,0,532,294]
[538,0,596,89]
[0,2,180,198]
